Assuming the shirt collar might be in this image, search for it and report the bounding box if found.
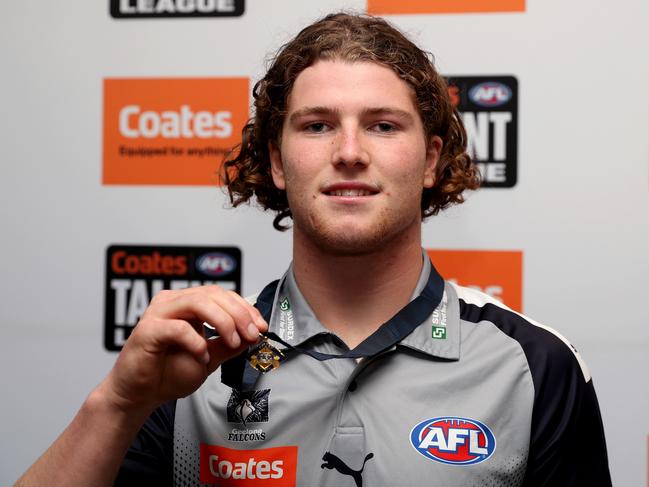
[267,250,459,361]
[398,280,460,361]
[268,264,333,347]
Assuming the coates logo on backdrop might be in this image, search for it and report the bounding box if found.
[447,76,518,187]
[410,416,496,465]
[104,245,241,351]
[367,0,525,15]
[427,249,523,311]
[110,0,244,18]
[200,444,297,485]
[103,78,248,185]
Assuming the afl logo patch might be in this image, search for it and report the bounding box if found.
[410,416,496,465]
[468,81,512,107]
[196,252,236,276]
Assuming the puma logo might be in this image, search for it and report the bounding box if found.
[321,451,374,487]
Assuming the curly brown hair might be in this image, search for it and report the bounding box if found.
[223,12,480,230]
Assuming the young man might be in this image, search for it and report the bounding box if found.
[17,13,611,487]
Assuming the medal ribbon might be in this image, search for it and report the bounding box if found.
[221,259,445,390]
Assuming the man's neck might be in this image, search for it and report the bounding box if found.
[291,231,425,349]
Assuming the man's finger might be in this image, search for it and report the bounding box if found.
[140,318,210,366]
[206,289,267,342]
[227,291,269,331]
[205,335,254,374]
[150,292,243,348]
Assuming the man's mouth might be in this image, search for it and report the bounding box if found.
[322,183,380,197]
[326,189,374,197]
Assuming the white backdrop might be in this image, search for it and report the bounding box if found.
[1,1,648,485]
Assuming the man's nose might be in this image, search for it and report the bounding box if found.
[332,126,370,168]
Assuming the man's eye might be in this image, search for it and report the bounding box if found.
[305,122,328,133]
[373,122,396,133]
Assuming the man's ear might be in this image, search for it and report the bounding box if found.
[423,136,442,189]
[269,141,286,190]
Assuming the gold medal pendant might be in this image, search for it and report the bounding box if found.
[248,336,285,373]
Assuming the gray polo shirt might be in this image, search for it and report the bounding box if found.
[116,257,611,486]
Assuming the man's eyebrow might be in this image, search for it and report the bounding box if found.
[288,106,415,123]
[360,107,415,122]
[288,106,340,124]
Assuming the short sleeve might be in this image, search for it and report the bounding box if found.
[114,400,176,486]
[523,335,611,486]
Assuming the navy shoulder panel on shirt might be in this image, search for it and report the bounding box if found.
[452,283,611,487]
[114,399,176,487]
[453,283,590,383]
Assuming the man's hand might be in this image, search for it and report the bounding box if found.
[101,285,268,415]
[15,285,267,487]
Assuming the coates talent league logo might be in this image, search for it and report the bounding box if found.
[104,245,241,351]
[410,416,496,465]
[447,76,518,187]
[110,0,245,18]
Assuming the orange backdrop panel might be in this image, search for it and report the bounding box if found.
[103,78,249,186]
[367,0,525,14]
[427,249,523,311]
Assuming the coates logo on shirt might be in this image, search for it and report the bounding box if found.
[427,249,523,312]
[367,0,525,15]
[410,416,496,465]
[103,77,248,185]
[200,444,297,486]
[110,0,245,18]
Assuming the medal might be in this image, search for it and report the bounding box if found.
[248,335,285,373]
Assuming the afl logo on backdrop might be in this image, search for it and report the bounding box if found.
[469,82,512,107]
[196,252,237,277]
[410,416,496,465]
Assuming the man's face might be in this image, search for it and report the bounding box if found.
[270,60,441,255]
